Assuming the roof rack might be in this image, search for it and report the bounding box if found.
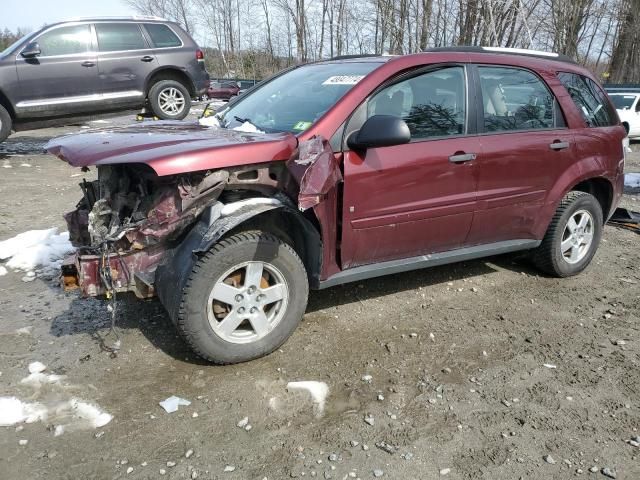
[423,46,576,64]
[68,15,167,21]
[329,54,382,61]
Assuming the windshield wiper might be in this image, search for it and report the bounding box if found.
[234,115,253,124]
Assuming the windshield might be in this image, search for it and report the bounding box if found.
[610,94,638,110]
[0,33,32,58]
[220,62,381,133]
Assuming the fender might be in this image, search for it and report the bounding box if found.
[533,156,614,238]
[155,198,322,323]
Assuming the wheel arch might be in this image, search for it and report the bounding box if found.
[155,201,322,324]
[0,88,16,119]
[146,67,196,97]
[570,177,613,223]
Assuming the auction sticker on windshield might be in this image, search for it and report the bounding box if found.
[322,75,365,86]
[293,121,313,131]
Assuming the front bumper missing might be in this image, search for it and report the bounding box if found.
[61,247,166,299]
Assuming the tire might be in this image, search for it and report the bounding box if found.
[148,80,191,120]
[177,231,309,364]
[532,191,603,277]
[0,104,12,143]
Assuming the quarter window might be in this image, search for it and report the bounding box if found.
[36,25,91,56]
[144,24,182,48]
[478,67,555,132]
[95,23,147,52]
[368,66,466,139]
[557,72,616,127]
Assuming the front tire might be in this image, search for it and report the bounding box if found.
[177,231,309,364]
[148,80,191,120]
[0,104,12,142]
[532,191,603,277]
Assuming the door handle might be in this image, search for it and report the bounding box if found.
[141,55,154,62]
[549,141,570,150]
[449,152,477,163]
[81,61,96,67]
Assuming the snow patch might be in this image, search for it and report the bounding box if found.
[0,266,7,276]
[198,115,220,127]
[21,372,65,388]
[28,361,46,374]
[0,228,75,275]
[287,381,330,416]
[0,397,48,426]
[233,121,265,134]
[220,198,282,216]
[159,395,191,413]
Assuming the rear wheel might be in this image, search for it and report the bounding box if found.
[177,231,309,364]
[148,80,191,120]
[532,191,603,277]
[0,104,12,142]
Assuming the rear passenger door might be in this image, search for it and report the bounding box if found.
[466,65,575,245]
[93,22,157,107]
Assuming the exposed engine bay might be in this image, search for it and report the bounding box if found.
[61,136,341,301]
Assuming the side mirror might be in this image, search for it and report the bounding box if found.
[21,42,41,58]
[347,115,411,150]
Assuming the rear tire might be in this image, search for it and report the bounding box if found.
[532,191,603,277]
[148,80,191,120]
[177,231,309,364]
[0,104,12,142]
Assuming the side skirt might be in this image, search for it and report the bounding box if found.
[318,239,541,289]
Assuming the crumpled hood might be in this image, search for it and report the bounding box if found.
[46,121,298,176]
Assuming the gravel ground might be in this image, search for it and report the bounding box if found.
[0,114,639,480]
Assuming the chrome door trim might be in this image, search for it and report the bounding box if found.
[16,90,144,108]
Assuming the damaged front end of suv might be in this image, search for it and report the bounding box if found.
[47,123,341,333]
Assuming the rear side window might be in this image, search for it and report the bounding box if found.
[37,24,91,56]
[478,66,555,132]
[95,23,147,52]
[144,24,182,48]
[557,72,616,127]
[368,66,467,140]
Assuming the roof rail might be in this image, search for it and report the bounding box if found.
[68,15,168,21]
[423,46,576,64]
[329,54,382,60]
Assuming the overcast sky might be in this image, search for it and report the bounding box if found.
[2,0,136,33]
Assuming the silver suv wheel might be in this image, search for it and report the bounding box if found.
[561,209,594,264]
[158,87,186,116]
[207,261,289,344]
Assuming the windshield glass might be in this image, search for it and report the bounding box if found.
[0,33,32,58]
[610,94,638,109]
[220,62,381,133]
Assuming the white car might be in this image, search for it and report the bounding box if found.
[609,92,640,139]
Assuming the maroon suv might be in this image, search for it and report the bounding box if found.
[205,80,240,100]
[47,47,626,364]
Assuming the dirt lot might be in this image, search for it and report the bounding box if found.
[0,113,639,480]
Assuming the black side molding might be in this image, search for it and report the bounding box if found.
[318,239,541,289]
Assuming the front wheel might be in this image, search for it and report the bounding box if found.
[0,104,12,142]
[148,80,191,120]
[177,231,309,364]
[532,191,603,277]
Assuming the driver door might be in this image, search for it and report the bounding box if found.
[341,65,480,268]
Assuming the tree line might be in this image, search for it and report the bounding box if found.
[2,1,638,82]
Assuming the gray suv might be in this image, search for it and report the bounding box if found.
[0,16,209,142]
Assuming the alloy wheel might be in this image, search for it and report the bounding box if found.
[158,87,186,116]
[561,209,594,264]
[207,261,289,344]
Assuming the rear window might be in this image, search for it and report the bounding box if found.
[558,72,617,127]
[144,24,182,48]
[95,23,147,52]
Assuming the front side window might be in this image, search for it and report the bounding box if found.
[144,24,182,48]
[367,66,466,139]
[220,62,380,133]
[558,72,616,127]
[479,66,555,132]
[96,23,147,52]
[36,24,91,56]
